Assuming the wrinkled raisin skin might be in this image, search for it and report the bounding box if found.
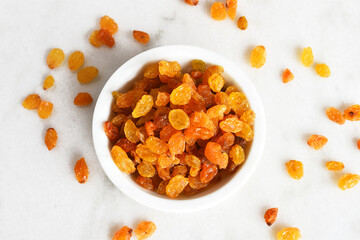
[45,128,57,151]
[74,158,89,184]
[133,30,150,44]
[264,208,278,226]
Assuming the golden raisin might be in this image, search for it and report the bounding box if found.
[98,29,115,47]
[226,0,237,20]
[22,94,41,109]
[229,92,249,116]
[137,162,156,178]
[191,59,206,72]
[229,144,245,165]
[157,180,169,194]
[250,45,266,68]
[301,47,313,67]
[277,227,301,240]
[264,208,278,226]
[169,109,190,130]
[326,161,344,171]
[285,160,303,180]
[46,48,65,69]
[134,221,156,240]
[37,101,53,119]
[155,92,170,107]
[45,128,57,151]
[104,121,120,143]
[77,66,98,84]
[124,120,140,143]
[133,30,150,44]
[158,60,181,77]
[89,30,102,47]
[135,144,159,164]
[113,226,133,240]
[215,92,231,114]
[208,73,225,92]
[136,175,154,190]
[115,138,137,153]
[205,142,228,169]
[188,174,208,189]
[344,104,360,121]
[43,75,55,90]
[170,83,192,105]
[235,123,253,141]
[74,92,93,106]
[166,175,189,198]
[237,16,248,30]
[315,63,331,78]
[307,135,327,150]
[326,107,345,125]
[185,0,199,6]
[132,95,154,118]
[171,165,188,178]
[219,117,243,133]
[146,136,168,154]
[225,85,238,95]
[111,146,136,174]
[144,63,159,78]
[240,110,256,125]
[74,158,89,184]
[211,2,227,21]
[168,131,186,155]
[200,161,218,183]
[202,65,224,85]
[68,51,84,71]
[100,15,118,35]
[282,68,294,83]
[338,173,360,190]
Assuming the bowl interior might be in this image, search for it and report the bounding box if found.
[92,45,266,212]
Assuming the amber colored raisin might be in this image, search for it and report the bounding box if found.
[170,83,193,105]
[158,154,173,169]
[68,51,84,71]
[98,29,115,47]
[89,30,102,47]
[157,180,169,194]
[166,175,189,198]
[215,92,231,114]
[124,119,139,143]
[264,208,278,226]
[229,92,249,116]
[168,131,186,155]
[46,48,65,69]
[115,138,137,153]
[208,73,225,92]
[137,162,156,178]
[307,135,327,150]
[136,126,148,144]
[22,94,41,109]
[315,63,331,78]
[100,15,118,35]
[211,2,227,21]
[191,59,206,72]
[143,63,159,79]
[282,68,294,83]
[229,144,245,165]
[237,16,248,30]
[144,121,157,136]
[185,0,199,6]
[202,65,224,85]
[205,142,228,169]
[217,133,235,151]
[77,66,98,84]
[226,0,237,20]
[155,92,170,107]
[133,30,150,44]
[190,70,202,79]
[74,92,93,106]
[160,124,178,142]
[344,104,360,121]
[169,109,190,130]
[219,117,243,133]
[188,174,208,189]
[154,107,171,128]
[277,227,301,240]
[45,128,57,151]
[200,161,218,183]
[240,110,256,125]
[285,160,303,180]
[206,104,227,121]
[225,85,238,95]
[235,122,253,141]
[43,75,55,90]
[338,173,360,190]
[157,164,171,180]
[113,226,133,240]
[146,136,168,154]
[326,161,344,171]
[135,144,159,164]
[74,158,89,184]
[37,101,53,119]
[171,165,188,177]
[301,47,313,67]
[250,45,266,68]
[104,121,120,142]
[111,145,136,174]
[197,85,216,108]
[158,60,181,77]
[111,114,127,127]
[185,155,201,177]
[134,221,156,240]
[326,107,345,125]
[132,95,154,118]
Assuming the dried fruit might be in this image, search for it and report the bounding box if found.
[301,47,313,67]
[146,136,168,154]
[43,75,55,90]
[235,122,253,141]
[104,121,120,142]
[157,180,169,194]
[188,174,208,189]
[191,59,206,72]
[285,160,303,180]
[205,142,228,169]
[115,138,137,153]
[237,16,248,30]
[207,104,227,121]
[111,146,136,174]
[166,175,189,198]
[46,48,65,69]
[137,162,156,178]
[37,101,53,119]
[136,144,159,164]
[185,0,199,6]
[215,92,231,114]
[45,128,57,151]
[326,107,345,125]
[225,85,238,95]
[217,133,235,151]
[229,144,245,165]
[171,165,188,177]
[100,15,118,35]
[200,161,218,183]
[170,83,193,105]
[68,51,84,71]
[250,45,266,68]
[133,30,150,44]
[89,30,102,47]
[22,94,41,109]
[210,2,227,21]
[208,73,225,92]
[326,161,344,171]
[74,158,89,184]
[134,221,156,240]
[198,84,216,108]
[132,95,154,118]
[77,66,98,84]
[307,135,327,150]
[282,68,294,83]
[264,208,278,226]
[240,110,256,125]
[111,114,127,127]
[315,63,331,78]
[136,175,154,190]
[155,92,170,107]
[113,226,133,240]
[144,63,159,79]
[229,92,249,116]
[344,104,360,121]
[168,131,186,155]
[124,120,139,143]
[202,65,224,85]
[226,0,237,20]
[219,117,243,133]
[338,173,360,190]
[74,92,93,106]
[169,109,190,130]
[277,227,301,240]
[98,29,115,47]
[185,155,201,177]
[158,60,181,77]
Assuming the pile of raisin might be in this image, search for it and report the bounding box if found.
[105,59,255,198]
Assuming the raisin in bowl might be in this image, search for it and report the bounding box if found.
[92,45,266,212]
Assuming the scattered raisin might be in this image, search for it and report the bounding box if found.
[338,173,360,190]
[211,2,227,21]
[301,47,313,67]
[45,128,57,151]
[277,227,301,240]
[344,104,360,121]
[307,135,327,150]
[250,45,266,68]
[134,221,156,240]
[47,48,65,69]
[285,160,303,180]
[113,226,133,240]
[326,107,345,125]
[185,0,199,6]
[68,51,84,71]
[98,29,115,47]
[89,30,102,47]
[326,161,344,171]
[100,15,118,35]
[315,63,331,78]
[133,30,150,44]
[237,16,248,30]
[37,101,53,119]
[74,92,93,106]
[22,94,41,109]
[43,75,55,90]
[74,158,89,184]
[77,66,98,84]
[282,68,294,83]
[264,208,278,226]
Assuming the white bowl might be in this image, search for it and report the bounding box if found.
[92,45,266,212]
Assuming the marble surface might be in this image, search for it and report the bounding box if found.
[1,0,360,239]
